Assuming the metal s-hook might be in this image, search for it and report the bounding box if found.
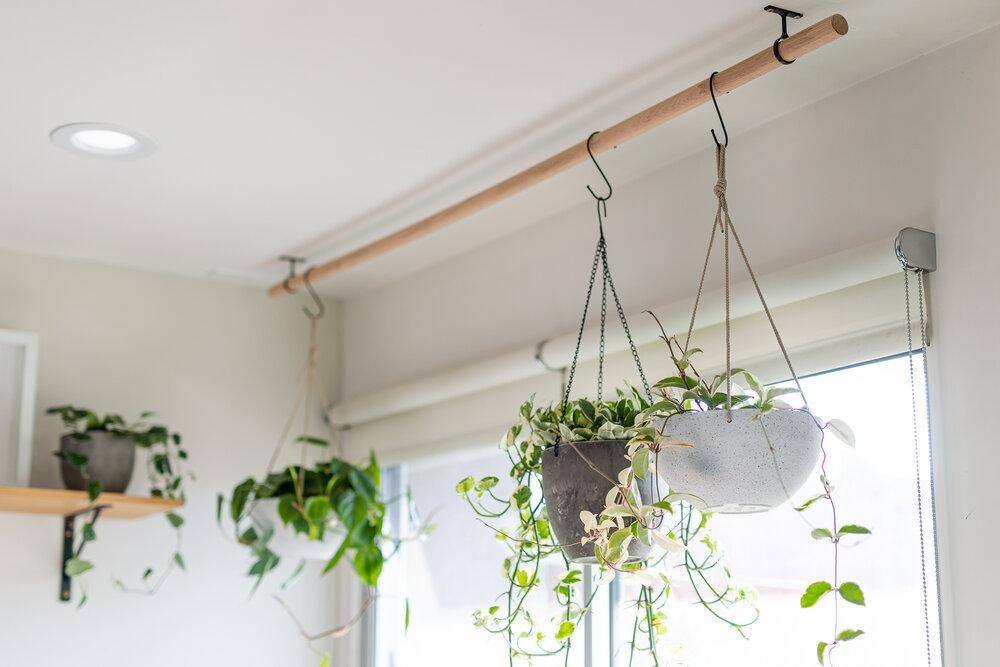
[585,131,613,219]
[709,72,728,148]
[764,5,804,65]
[301,268,326,320]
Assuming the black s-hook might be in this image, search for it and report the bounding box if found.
[585,131,613,219]
[301,268,326,320]
[709,71,728,148]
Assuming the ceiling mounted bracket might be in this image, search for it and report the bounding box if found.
[895,227,937,273]
[765,5,804,64]
[279,255,306,294]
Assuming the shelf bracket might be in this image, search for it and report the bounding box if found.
[60,504,109,602]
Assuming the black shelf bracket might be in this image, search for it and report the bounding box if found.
[60,504,109,602]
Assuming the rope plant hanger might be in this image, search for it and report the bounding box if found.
[637,72,868,664]
[217,265,423,665]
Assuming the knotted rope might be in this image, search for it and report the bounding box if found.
[683,144,809,421]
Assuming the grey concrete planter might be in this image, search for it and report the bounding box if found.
[655,409,822,513]
[250,498,346,561]
[541,439,653,564]
[59,431,135,493]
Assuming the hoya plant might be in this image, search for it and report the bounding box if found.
[47,405,190,605]
[457,391,757,664]
[607,318,869,665]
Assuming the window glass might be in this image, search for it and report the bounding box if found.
[372,353,940,666]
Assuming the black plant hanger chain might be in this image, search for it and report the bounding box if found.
[561,132,651,416]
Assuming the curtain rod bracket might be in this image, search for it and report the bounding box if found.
[765,5,804,65]
[279,255,306,294]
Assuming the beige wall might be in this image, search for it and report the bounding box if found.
[0,249,343,665]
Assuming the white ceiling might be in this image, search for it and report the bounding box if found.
[1,0,997,296]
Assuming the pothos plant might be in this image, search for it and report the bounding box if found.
[47,405,190,606]
[621,320,867,665]
[219,442,427,665]
[457,389,758,665]
[219,450,389,594]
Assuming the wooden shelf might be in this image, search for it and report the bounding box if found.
[0,486,183,519]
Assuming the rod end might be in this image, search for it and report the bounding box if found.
[831,14,849,36]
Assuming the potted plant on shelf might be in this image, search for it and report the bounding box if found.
[46,405,191,604]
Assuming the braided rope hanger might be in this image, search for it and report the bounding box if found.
[682,72,809,422]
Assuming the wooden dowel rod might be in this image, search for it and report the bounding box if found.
[270,14,848,297]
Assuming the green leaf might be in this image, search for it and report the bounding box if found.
[230,478,255,522]
[319,654,331,667]
[173,552,186,571]
[555,621,575,640]
[837,524,871,537]
[454,476,475,495]
[800,581,832,608]
[215,493,224,526]
[631,448,650,478]
[794,493,826,512]
[836,628,865,642]
[64,558,93,577]
[82,522,96,543]
[166,512,184,529]
[54,450,89,468]
[142,567,154,580]
[817,642,828,665]
[404,598,411,635]
[294,435,329,447]
[86,480,102,503]
[474,476,499,495]
[839,582,866,606]
[511,485,531,508]
[811,528,833,541]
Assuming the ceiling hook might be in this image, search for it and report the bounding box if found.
[764,5,804,65]
[279,255,305,294]
[708,71,728,148]
[301,267,326,321]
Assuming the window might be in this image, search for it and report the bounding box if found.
[367,353,941,665]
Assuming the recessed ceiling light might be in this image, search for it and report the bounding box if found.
[50,122,156,159]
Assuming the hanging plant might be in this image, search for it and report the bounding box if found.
[643,81,869,663]
[458,391,759,662]
[47,405,191,606]
[219,451,390,593]
[458,132,758,663]
[216,268,428,666]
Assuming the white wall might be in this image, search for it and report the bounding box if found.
[341,25,1000,666]
[0,250,343,666]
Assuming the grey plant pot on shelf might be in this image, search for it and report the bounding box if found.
[655,408,822,514]
[541,439,653,564]
[59,432,135,493]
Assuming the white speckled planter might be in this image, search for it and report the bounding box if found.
[654,409,822,513]
[250,498,346,561]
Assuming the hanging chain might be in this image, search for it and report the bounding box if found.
[904,268,940,667]
[562,200,652,413]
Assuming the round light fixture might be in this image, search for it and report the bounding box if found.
[50,122,156,159]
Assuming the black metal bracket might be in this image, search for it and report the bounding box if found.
[60,504,108,602]
[279,255,306,294]
[764,5,804,65]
